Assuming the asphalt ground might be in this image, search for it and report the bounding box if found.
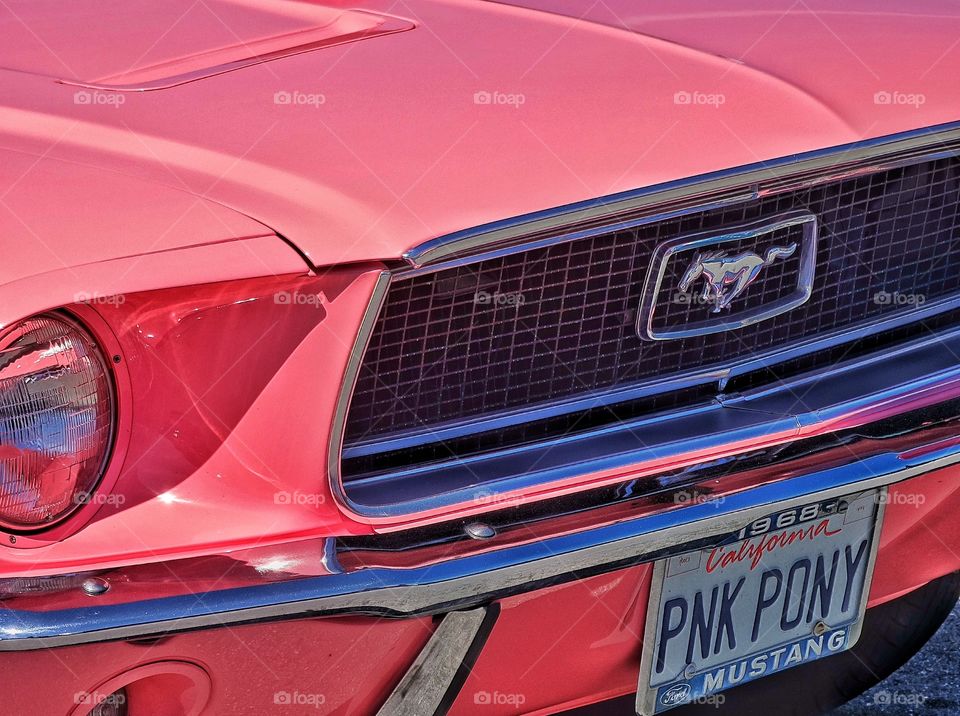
[832,599,960,715]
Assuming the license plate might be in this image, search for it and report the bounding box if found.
[636,489,885,714]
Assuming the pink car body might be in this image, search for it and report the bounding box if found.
[2,0,960,714]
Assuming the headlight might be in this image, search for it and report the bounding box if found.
[0,314,115,529]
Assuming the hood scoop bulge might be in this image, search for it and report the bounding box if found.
[0,0,411,91]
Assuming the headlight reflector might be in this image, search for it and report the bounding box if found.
[0,314,114,529]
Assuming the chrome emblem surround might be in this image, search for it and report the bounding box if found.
[637,211,818,341]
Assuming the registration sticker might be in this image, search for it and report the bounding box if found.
[636,489,885,714]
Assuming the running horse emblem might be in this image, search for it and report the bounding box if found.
[678,244,797,313]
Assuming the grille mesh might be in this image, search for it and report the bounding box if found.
[345,157,960,444]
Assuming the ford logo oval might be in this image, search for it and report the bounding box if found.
[659,683,691,707]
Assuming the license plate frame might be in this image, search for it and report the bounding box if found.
[636,488,886,715]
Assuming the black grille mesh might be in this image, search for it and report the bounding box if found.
[345,158,960,444]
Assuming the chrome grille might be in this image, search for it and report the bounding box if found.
[344,157,960,446]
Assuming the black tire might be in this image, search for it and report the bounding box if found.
[565,571,960,716]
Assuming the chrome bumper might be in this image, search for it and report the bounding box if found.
[0,425,959,651]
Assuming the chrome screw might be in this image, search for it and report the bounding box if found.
[464,522,496,540]
[81,577,110,596]
[813,621,828,636]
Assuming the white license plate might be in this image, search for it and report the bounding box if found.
[636,489,885,714]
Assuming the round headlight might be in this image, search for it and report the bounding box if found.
[0,314,115,529]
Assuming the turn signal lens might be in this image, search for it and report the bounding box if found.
[0,314,114,529]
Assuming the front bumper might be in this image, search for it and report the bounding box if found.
[3,406,960,652]
[0,463,958,715]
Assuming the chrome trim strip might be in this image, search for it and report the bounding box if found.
[403,121,960,268]
[328,270,392,515]
[719,293,960,382]
[376,606,498,716]
[332,122,960,519]
[398,191,757,279]
[2,440,959,650]
[340,374,720,460]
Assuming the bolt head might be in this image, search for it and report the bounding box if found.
[81,577,110,596]
[464,522,496,540]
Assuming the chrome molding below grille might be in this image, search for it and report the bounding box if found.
[343,325,960,516]
[330,121,960,522]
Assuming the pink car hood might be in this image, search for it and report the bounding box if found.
[1,0,959,271]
